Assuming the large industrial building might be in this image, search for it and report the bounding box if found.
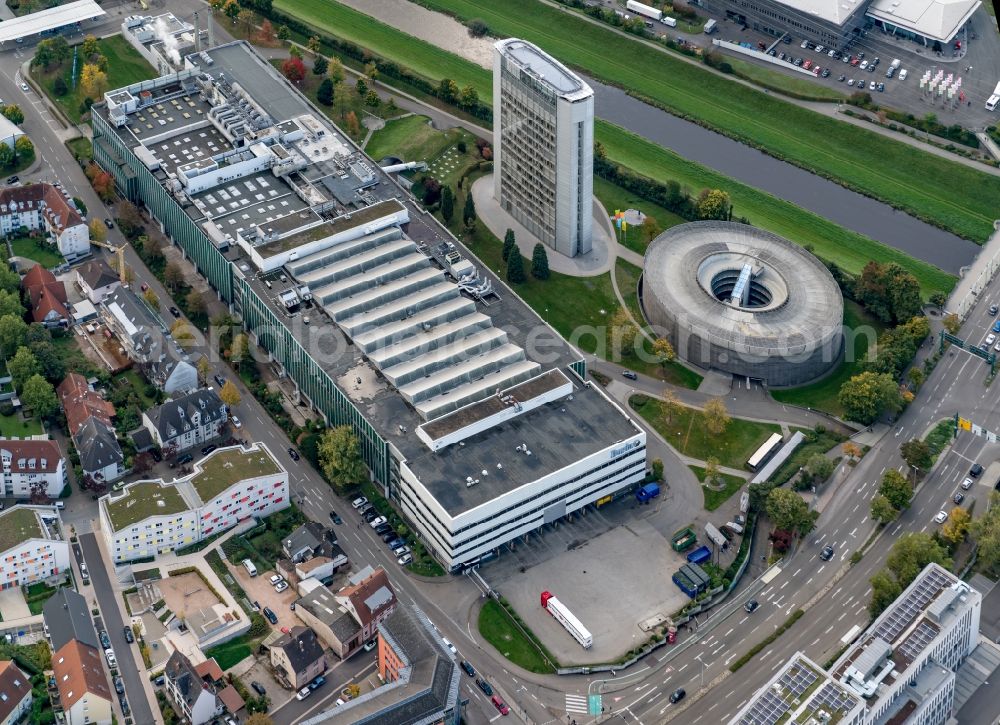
[493,38,594,259]
[696,0,980,48]
[642,221,844,387]
[730,564,982,725]
[91,41,646,573]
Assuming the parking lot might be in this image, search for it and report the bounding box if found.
[229,561,300,632]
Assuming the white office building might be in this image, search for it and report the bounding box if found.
[493,38,594,259]
[731,563,981,725]
[99,443,288,562]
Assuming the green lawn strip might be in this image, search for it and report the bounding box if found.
[477,598,557,674]
[0,413,43,438]
[769,427,847,485]
[273,0,491,103]
[410,0,1000,241]
[592,177,687,255]
[366,114,453,161]
[204,634,256,670]
[724,56,846,101]
[690,464,746,511]
[33,35,156,124]
[730,609,805,671]
[597,123,955,297]
[629,394,781,469]
[770,300,887,417]
[614,259,702,389]
[114,369,158,409]
[65,137,93,163]
[924,418,956,464]
[9,237,65,269]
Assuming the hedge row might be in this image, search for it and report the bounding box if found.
[729,609,804,672]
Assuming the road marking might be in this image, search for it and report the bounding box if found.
[739,616,749,624]
[725,628,734,637]
[780,581,789,590]
[564,694,588,714]
[824,625,834,634]
[806,576,814,586]
[678,663,688,672]
[848,527,857,537]
[837,612,847,621]
[811,637,820,646]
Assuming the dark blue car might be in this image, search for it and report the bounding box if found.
[386,537,405,550]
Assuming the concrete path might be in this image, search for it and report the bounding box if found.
[0,589,29,620]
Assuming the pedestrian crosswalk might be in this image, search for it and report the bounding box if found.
[565,693,589,714]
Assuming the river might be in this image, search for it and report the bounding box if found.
[339,0,980,272]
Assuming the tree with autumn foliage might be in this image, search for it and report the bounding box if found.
[257,19,275,44]
[79,63,108,99]
[281,56,305,83]
[85,163,115,201]
[344,111,361,138]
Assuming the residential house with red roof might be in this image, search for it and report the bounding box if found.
[20,264,68,327]
[0,183,90,262]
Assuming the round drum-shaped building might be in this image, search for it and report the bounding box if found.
[642,221,843,387]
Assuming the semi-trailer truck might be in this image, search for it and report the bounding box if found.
[541,591,593,648]
[987,82,1000,111]
[626,0,663,21]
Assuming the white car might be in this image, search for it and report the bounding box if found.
[230,415,242,429]
[19,82,28,92]
[397,553,413,565]
[268,574,284,585]
[859,60,868,69]
[351,496,369,509]
[392,544,411,557]
[987,334,997,346]
[275,581,289,593]
[442,637,457,655]
[899,69,908,80]
[815,45,825,53]
[828,48,838,57]
[296,687,312,701]
[369,516,387,528]
[933,510,948,524]
[961,477,974,490]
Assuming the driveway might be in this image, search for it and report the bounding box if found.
[0,589,29,620]
[229,562,299,633]
[79,533,155,725]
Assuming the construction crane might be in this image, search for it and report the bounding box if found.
[91,239,128,285]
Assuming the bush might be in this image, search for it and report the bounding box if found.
[468,18,490,36]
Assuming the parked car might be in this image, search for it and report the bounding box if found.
[859,60,868,69]
[393,544,411,557]
[214,374,226,387]
[201,444,216,456]
[362,508,378,523]
[820,544,835,561]
[397,553,413,565]
[961,477,974,490]
[169,306,181,317]
[869,80,876,90]
[251,681,266,696]
[374,523,392,536]
[744,599,759,613]
[119,694,129,716]
[876,82,884,92]
[477,678,493,695]
[329,509,343,525]
[275,581,288,593]
[821,68,831,77]
[838,74,846,81]
[622,370,637,380]
[287,447,300,461]
[380,530,398,543]
[386,537,405,550]
[263,607,278,624]
[103,218,114,229]
[461,660,475,677]
[140,283,148,292]
[5,176,18,185]
[309,676,326,690]
[99,631,111,649]
[898,68,907,80]
[114,677,125,695]
[123,627,134,644]
[19,82,28,92]
[990,304,999,316]
[369,516,388,529]
[934,510,948,524]
[176,453,193,465]
[491,695,510,715]
[669,688,686,703]
[230,416,242,429]
[442,637,457,655]
[363,640,377,652]
[296,687,312,701]
[953,492,965,504]
[352,496,369,509]
[269,574,284,585]
[970,463,984,477]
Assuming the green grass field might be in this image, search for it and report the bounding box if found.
[64,137,92,163]
[366,115,451,161]
[598,124,956,297]
[690,465,747,511]
[274,0,492,103]
[769,427,846,485]
[9,237,64,269]
[478,599,556,673]
[770,300,886,417]
[33,35,155,124]
[724,56,846,101]
[410,0,1000,241]
[593,177,687,255]
[0,413,43,438]
[204,634,254,670]
[630,394,781,469]
[270,0,955,295]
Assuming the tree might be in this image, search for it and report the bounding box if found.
[702,397,730,435]
[942,313,961,334]
[365,89,380,108]
[0,314,28,358]
[869,570,902,617]
[970,493,1000,576]
[640,215,661,244]
[531,243,550,280]
[440,186,455,224]
[610,307,636,353]
[506,251,526,284]
[81,35,99,59]
[318,426,367,492]
[237,8,257,33]
[501,229,516,261]
[929,291,947,309]
[219,380,241,409]
[88,218,107,244]
[313,55,328,76]
[276,24,291,41]
[900,438,932,472]
[328,57,345,83]
[257,19,275,44]
[245,712,274,725]
[230,333,249,368]
[333,82,353,120]
[941,507,971,544]
[838,371,903,425]
[281,57,305,83]
[0,291,24,321]
[117,201,143,238]
[20,374,57,419]
[907,366,925,389]
[307,35,321,54]
[316,78,334,106]
[79,63,108,100]
[185,289,206,318]
[878,469,913,510]
[855,261,922,325]
[143,288,160,310]
[0,145,12,170]
[196,356,211,383]
[842,441,862,461]
[1,104,24,125]
[652,338,676,365]
[223,0,240,20]
[459,84,479,108]
[885,532,951,587]
[462,193,477,230]
[468,18,490,36]
[170,320,195,343]
[0,267,18,296]
[871,494,898,525]
[13,136,33,163]
[704,456,721,486]
[32,37,70,70]
[52,77,68,97]
[344,111,361,139]
[804,453,835,484]
[355,77,368,97]
[438,78,459,102]
[765,487,816,535]
[163,262,185,291]
[661,389,682,424]
[8,347,40,391]
[696,188,731,220]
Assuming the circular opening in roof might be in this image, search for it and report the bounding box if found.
[710,269,773,308]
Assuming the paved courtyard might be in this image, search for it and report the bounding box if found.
[158,571,224,620]
[0,589,29,621]
[497,521,694,664]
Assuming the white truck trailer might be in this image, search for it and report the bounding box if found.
[986,81,1000,111]
[626,0,663,21]
[541,591,593,648]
